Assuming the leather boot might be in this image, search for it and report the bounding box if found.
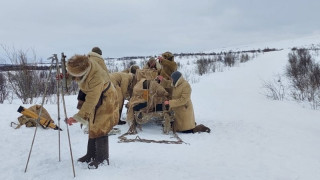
[192,124,211,133]
[78,138,95,163]
[88,135,109,169]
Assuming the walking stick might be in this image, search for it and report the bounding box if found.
[55,55,61,162]
[61,53,68,93]
[59,53,76,177]
[25,56,55,173]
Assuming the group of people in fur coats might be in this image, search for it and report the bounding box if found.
[65,47,210,169]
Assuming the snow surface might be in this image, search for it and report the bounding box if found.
[1,35,320,180]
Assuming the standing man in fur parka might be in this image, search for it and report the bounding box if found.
[88,47,110,74]
[76,47,111,112]
[158,52,177,80]
[66,54,119,169]
[158,52,177,99]
[110,72,135,125]
[160,71,210,133]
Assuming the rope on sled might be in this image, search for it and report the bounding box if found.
[118,131,186,144]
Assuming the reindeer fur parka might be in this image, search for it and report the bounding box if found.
[169,76,196,132]
[68,55,119,138]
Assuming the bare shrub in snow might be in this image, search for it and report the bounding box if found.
[36,70,56,97]
[213,56,224,72]
[224,52,236,67]
[285,48,313,101]
[196,58,215,75]
[285,48,320,109]
[262,75,285,100]
[3,48,40,104]
[240,53,250,63]
[306,63,320,109]
[6,91,13,104]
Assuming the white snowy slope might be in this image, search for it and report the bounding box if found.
[1,35,320,180]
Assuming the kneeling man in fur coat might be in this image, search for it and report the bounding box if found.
[159,71,210,134]
[66,54,119,169]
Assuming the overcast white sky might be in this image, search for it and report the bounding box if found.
[1,0,320,60]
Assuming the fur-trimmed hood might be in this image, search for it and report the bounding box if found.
[66,55,91,77]
[162,51,174,61]
[88,51,103,59]
[143,60,162,70]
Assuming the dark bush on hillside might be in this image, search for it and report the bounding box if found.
[196,58,215,75]
[224,52,236,67]
[309,64,320,90]
[3,48,41,104]
[240,53,250,63]
[307,63,320,108]
[7,69,38,104]
[285,48,320,108]
[285,48,313,100]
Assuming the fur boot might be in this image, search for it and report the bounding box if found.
[193,124,211,133]
[78,138,95,163]
[88,135,109,169]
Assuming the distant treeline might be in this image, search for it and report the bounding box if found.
[0,48,282,70]
[0,64,54,71]
[107,48,282,61]
[175,48,281,56]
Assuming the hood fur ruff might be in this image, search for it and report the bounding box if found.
[66,55,91,77]
[162,51,174,61]
[88,51,103,59]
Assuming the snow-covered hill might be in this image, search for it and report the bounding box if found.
[1,35,320,180]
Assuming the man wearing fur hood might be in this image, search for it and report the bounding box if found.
[160,71,210,133]
[66,54,119,169]
[158,52,177,80]
[88,46,110,74]
[76,47,110,110]
[157,51,177,99]
[143,57,162,74]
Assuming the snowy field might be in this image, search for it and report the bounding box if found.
[1,35,320,180]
